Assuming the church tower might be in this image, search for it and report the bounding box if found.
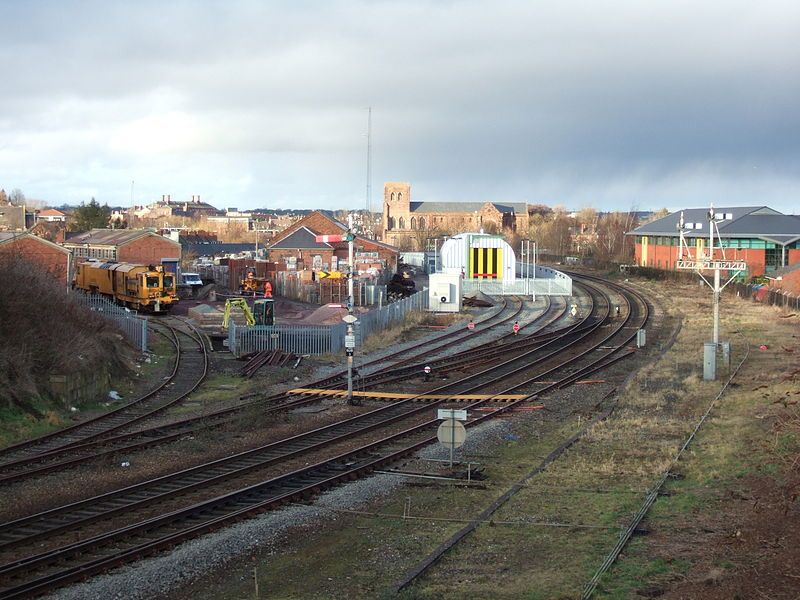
[382,182,411,242]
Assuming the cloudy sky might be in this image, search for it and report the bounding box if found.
[2,0,798,212]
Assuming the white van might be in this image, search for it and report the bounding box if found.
[181,272,204,287]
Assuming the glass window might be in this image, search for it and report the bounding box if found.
[163,275,174,288]
[146,276,159,288]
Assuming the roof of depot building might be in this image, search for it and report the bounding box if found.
[64,229,180,246]
[267,226,332,250]
[628,207,800,244]
[0,231,71,253]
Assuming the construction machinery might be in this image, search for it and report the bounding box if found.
[222,298,275,329]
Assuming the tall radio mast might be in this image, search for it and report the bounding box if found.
[365,107,372,236]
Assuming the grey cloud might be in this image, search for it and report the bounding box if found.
[1,0,799,211]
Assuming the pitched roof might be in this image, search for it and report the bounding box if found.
[410,201,527,215]
[714,214,800,244]
[268,226,333,250]
[182,242,256,256]
[64,228,180,247]
[267,210,346,248]
[0,231,71,254]
[38,208,66,217]
[627,207,800,243]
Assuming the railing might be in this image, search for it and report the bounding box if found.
[229,322,346,356]
[352,289,429,345]
[71,293,148,352]
[459,263,572,297]
[228,289,429,357]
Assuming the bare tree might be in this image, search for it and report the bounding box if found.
[595,212,635,263]
[9,188,25,204]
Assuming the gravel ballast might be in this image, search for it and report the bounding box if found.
[43,418,511,600]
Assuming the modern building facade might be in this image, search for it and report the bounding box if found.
[627,206,800,277]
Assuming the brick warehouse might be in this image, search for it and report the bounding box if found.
[266,211,399,275]
[0,232,73,288]
[627,206,800,277]
[63,229,182,274]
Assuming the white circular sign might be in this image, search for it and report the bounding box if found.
[437,419,466,449]
[467,322,475,330]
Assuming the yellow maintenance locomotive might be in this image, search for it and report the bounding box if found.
[73,260,178,312]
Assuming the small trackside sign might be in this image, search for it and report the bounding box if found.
[344,334,356,349]
[437,408,467,421]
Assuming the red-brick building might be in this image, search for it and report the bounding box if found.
[0,232,73,288]
[767,263,800,296]
[627,206,800,278]
[267,211,399,275]
[63,229,182,273]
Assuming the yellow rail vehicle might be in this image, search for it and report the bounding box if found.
[73,260,178,312]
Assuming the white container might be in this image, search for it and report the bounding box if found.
[428,272,462,312]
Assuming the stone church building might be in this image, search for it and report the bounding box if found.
[381,182,528,250]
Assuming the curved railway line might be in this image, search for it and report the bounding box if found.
[0,295,548,484]
[0,275,650,599]
[0,320,208,468]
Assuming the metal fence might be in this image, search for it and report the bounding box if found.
[352,288,429,345]
[72,292,148,352]
[229,321,347,356]
[459,263,572,297]
[228,289,429,357]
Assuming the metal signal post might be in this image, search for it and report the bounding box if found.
[316,219,357,403]
[675,205,746,346]
[675,205,746,380]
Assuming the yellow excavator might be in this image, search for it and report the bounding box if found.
[222,298,275,329]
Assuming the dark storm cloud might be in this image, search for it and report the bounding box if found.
[0,0,798,210]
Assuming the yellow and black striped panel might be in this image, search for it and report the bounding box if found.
[469,247,502,279]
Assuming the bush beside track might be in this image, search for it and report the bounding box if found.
[0,255,130,441]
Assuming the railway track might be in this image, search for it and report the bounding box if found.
[0,276,649,598]
[0,296,547,484]
[0,319,208,468]
[392,274,652,591]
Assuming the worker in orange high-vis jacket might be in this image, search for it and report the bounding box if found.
[264,280,273,298]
